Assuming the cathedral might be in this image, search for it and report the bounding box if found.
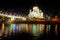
[28,6,44,20]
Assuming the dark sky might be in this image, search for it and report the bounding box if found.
[0,0,59,9]
[0,0,60,16]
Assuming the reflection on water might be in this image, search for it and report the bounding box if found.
[1,23,4,32]
[40,24,44,34]
[26,24,29,32]
[14,24,17,31]
[46,24,50,34]
[0,23,59,39]
[55,24,58,35]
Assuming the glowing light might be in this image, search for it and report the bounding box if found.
[22,17,26,20]
[14,24,17,31]
[33,6,38,10]
[11,17,14,20]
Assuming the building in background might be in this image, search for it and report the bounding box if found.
[28,6,44,21]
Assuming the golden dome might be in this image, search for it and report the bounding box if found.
[33,6,39,10]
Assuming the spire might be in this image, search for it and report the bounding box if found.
[34,0,37,6]
[33,0,39,10]
[33,0,39,9]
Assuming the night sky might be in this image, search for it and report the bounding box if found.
[0,0,60,16]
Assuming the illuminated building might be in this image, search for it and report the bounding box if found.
[28,6,44,20]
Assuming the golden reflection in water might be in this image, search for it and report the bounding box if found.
[1,23,4,32]
[19,24,22,32]
[40,24,44,34]
[55,24,58,35]
[26,24,29,32]
[29,24,32,33]
[20,24,22,31]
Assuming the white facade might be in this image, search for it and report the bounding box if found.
[28,6,44,19]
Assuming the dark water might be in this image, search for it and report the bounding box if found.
[0,23,60,40]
